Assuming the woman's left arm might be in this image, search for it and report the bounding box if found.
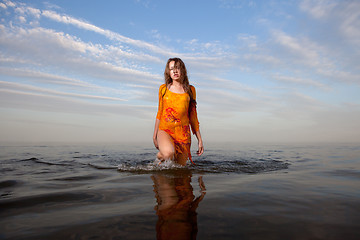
[189,85,203,156]
[194,130,204,156]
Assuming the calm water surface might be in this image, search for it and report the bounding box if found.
[0,142,359,239]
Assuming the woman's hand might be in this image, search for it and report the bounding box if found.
[196,140,204,156]
[153,136,159,150]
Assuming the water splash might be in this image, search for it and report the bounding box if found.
[117,158,187,174]
[116,157,289,175]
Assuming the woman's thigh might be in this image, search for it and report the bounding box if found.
[157,130,175,156]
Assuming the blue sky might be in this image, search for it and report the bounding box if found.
[0,0,359,143]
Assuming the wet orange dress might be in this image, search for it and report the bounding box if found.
[156,84,200,164]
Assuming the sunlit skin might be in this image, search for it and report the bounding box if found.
[153,60,204,166]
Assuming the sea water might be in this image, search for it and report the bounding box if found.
[0,142,359,239]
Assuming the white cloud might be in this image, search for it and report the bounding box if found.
[0,2,7,9]
[219,0,251,9]
[183,38,228,55]
[0,81,127,102]
[0,67,113,91]
[243,53,281,66]
[4,0,15,8]
[26,7,41,19]
[3,2,174,56]
[41,10,174,56]
[272,30,320,64]
[0,25,162,85]
[133,0,151,8]
[300,0,360,47]
[192,73,264,97]
[237,33,258,49]
[0,87,154,117]
[18,16,26,23]
[272,74,331,90]
[316,68,360,85]
[267,29,360,86]
[263,91,327,127]
[339,1,360,46]
[300,0,337,19]
[200,88,267,115]
[14,5,41,19]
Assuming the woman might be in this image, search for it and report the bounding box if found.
[153,58,204,166]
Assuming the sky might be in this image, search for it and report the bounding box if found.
[0,0,359,143]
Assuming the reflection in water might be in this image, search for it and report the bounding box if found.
[152,171,206,240]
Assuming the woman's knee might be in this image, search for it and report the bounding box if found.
[161,149,175,160]
[157,131,175,160]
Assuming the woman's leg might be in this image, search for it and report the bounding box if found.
[175,152,188,166]
[157,130,175,161]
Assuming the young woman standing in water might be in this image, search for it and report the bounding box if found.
[153,58,204,166]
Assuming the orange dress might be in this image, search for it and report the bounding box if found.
[156,84,200,164]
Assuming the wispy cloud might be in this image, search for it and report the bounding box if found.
[272,74,331,91]
[0,81,127,102]
[41,10,174,56]
[300,0,337,19]
[0,87,154,118]
[300,0,360,48]
[0,67,106,90]
[0,25,162,84]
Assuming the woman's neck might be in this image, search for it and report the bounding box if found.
[169,80,185,93]
[171,80,182,87]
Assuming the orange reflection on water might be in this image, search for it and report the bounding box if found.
[152,172,206,240]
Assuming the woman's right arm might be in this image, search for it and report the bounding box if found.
[153,118,160,149]
[153,85,164,149]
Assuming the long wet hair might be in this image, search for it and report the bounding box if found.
[164,58,197,111]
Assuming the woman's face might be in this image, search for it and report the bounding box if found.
[169,61,181,81]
